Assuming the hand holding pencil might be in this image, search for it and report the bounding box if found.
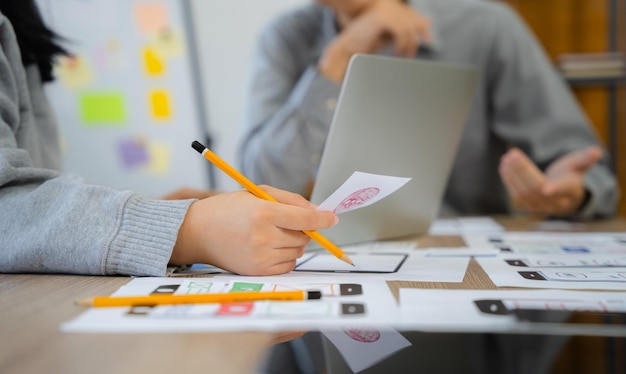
[168,142,347,276]
[189,141,353,267]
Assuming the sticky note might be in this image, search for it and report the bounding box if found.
[143,47,165,76]
[134,3,169,34]
[55,55,93,89]
[117,137,149,169]
[79,92,126,125]
[152,28,185,58]
[143,141,170,175]
[149,90,171,120]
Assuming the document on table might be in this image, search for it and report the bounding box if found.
[62,277,400,333]
[475,255,626,290]
[398,288,626,336]
[428,216,504,236]
[173,243,470,283]
[463,232,626,254]
[295,252,408,273]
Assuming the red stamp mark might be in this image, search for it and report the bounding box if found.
[343,327,381,343]
[334,187,380,214]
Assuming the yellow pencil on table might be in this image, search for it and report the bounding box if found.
[77,289,322,308]
[191,140,354,266]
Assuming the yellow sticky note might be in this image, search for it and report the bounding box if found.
[134,3,168,34]
[143,48,165,76]
[55,55,93,89]
[149,90,171,120]
[152,27,185,58]
[144,141,170,175]
[79,92,126,126]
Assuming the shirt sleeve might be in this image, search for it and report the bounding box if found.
[0,18,193,276]
[485,4,619,219]
[238,20,341,196]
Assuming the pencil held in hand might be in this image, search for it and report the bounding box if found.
[191,140,354,266]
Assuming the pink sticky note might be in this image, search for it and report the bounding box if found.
[134,3,169,34]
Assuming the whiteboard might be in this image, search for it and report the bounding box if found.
[37,0,211,197]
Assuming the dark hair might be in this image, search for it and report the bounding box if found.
[0,0,68,82]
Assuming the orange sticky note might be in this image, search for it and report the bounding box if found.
[134,3,168,34]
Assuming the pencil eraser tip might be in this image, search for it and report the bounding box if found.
[308,290,322,300]
[191,141,205,153]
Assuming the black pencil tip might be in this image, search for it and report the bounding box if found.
[191,141,205,154]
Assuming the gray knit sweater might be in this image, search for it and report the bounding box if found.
[0,13,193,276]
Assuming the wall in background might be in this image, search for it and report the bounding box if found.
[188,0,307,191]
[38,0,211,197]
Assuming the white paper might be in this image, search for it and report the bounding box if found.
[295,252,408,273]
[476,255,626,290]
[62,277,401,333]
[316,171,411,214]
[428,217,504,236]
[423,247,499,257]
[208,244,469,283]
[464,232,626,254]
[285,246,469,282]
[321,326,411,373]
[398,288,626,336]
[506,254,626,268]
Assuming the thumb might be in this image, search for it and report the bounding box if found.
[557,146,602,173]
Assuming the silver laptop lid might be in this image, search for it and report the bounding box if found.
[310,54,478,246]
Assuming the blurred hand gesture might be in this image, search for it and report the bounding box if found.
[498,146,602,216]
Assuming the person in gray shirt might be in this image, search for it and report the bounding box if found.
[243,0,618,373]
[239,0,619,220]
[0,0,338,276]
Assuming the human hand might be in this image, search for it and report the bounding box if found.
[161,186,223,200]
[319,1,431,82]
[498,147,602,216]
[170,185,338,275]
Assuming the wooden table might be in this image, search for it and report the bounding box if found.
[1,216,624,374]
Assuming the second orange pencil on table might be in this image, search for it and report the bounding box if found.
[77,290,323,308]
[191,140,354,266]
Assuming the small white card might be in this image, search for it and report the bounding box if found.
[316,171,411,214]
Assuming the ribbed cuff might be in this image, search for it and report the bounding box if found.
[105,195,194,276]
[572,165,618,220]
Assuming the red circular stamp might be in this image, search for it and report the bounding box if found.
[334,187,380,214]
[343,327,381,343]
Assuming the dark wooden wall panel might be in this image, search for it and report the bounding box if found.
[500,0,626,217]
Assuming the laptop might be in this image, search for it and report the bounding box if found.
[309,54,478,246]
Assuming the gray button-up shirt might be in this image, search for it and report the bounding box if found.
[239,0,618,219]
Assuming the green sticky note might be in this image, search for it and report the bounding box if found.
[80,92,126,125]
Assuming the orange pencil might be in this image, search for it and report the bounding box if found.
[191,140,354,266]
[77,290,322,308]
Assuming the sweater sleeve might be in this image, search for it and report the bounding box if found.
[485,4,619,219]
[0,15,193,276]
